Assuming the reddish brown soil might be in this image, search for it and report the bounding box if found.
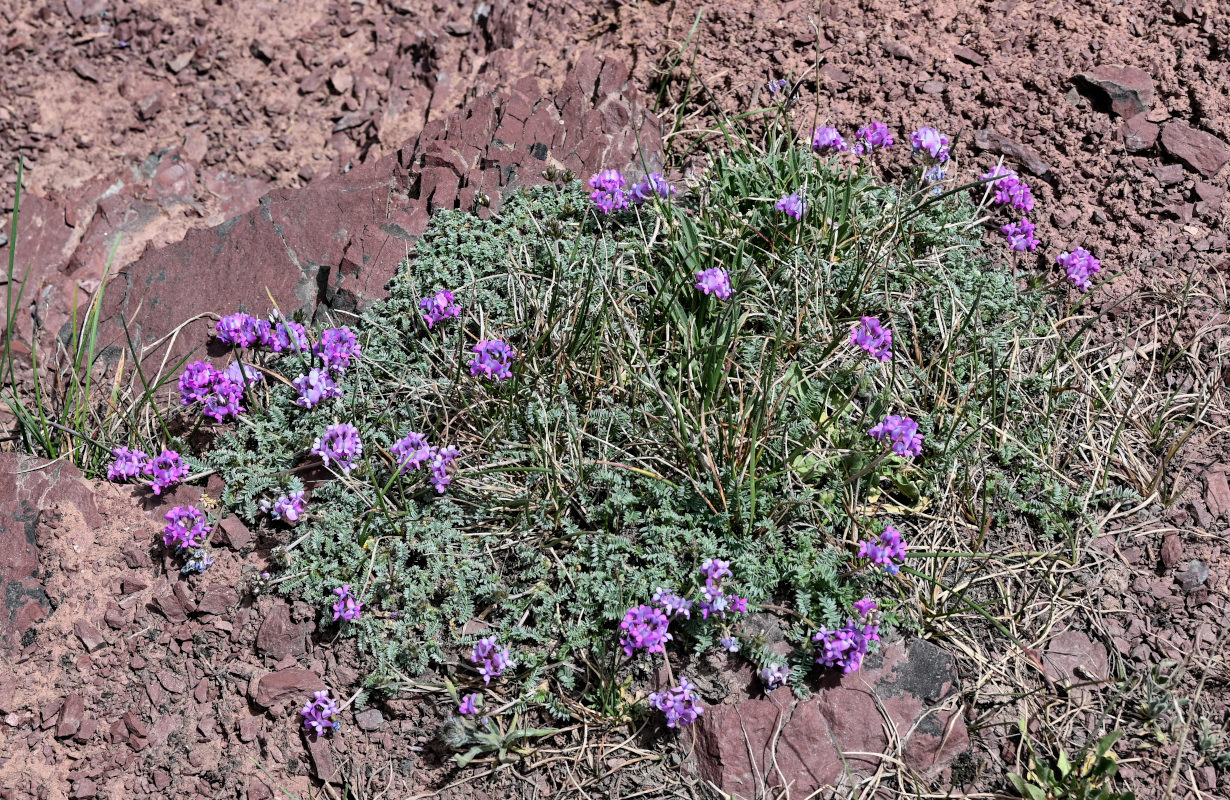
[2,0,1229,798]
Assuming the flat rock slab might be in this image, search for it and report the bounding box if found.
[0,454,101,656]
[1161,121,1230,178]
[1074,65,1155,117]
[694,639,968,798]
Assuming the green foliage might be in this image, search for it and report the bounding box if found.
[192,113,1090,733]
[1009,725,1135,800]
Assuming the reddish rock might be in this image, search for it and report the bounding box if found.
[55,695,85,738]
[952,46,985,66]
[157,670,187,695]
[304,732,342,783]
[973,129,1051,176]
[256,602,306,660]
[197,587,239,616]
[1161,534,1183,569]
[1075,65,1155,117]
[696,640,966,795]
[1119,114,1159,151]
[217,516,253,551]
[251,669,326,708]
[0,455,100,654]
[1204,471,1230,519]
[72,619,106,653]
[119,578,148,595]
[1161,122,1230,177]
[1042,631,1110,687]
[153,592,188,623]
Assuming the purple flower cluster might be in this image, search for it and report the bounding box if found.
[262,490,306,522]
[909,127,951,165]
[144,449,188,494]
[648,677,704,727]
[458,693,481,716]
[850,316,893,362]
[694,267,732,300]
[1001,218,1038,252]
[315,327,361,374]
[868,414,923,459]
[268,317,309,353]
[178,360,246,421]
[651,588,693,620]
[759,663,790,691]
[588,169,629,214]
[470,637,516,684]
[852,121,894,155]
[293,368,341,408]
[811,126,848,154]
[982,166,1034,213]
[224,361,263,386]
[421,289,462,329]
[629,172,676,204]
[163,505,210,551]
[107,446,147,481]
[301,690,339,737]
[391,431,460,493]
[858,525,908,575]
[589,170,675,213]
[697,558,749,620]
[766,77,789,96]
[813,598,881,674]
[775,192,807,221]
[469,339,515,381]
[332,585,363,622]
[719,636,740,653]
[1058,247,1101,292]
[312,423,363,474]
[180,548,214,574]
[215,313,267,348]
[619,604,673,658]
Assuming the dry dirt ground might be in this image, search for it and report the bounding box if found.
[2,0,1229,798]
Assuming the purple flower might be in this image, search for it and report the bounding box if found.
[301,690,339,737]
[619,605,672,658]
[179,361,221,406]
[701,558,733,585]
[588,170,626,193]
[470,637,516,684]
[588,170,629,214]
[852,121,894,155]
[391,432,435,473]
[868,414,923,459]
[850,316,893,362]
[215,313,257,347]
[858,525,908,575]
[163,505,210,551]
[628,173,675,205]
[144,449,187,494]
[651,588,693,619]
[853,597,878,618]
[312,423,363,474]
[694,267,732,300]
[107,446,147,482]
[648,676,704,728]
[982,166,1034,213]
[811,126,848,154]
[1001,218,1038,252]
[201,375,245,421]
[775,192,807,221]
[1058,247,1101,292]
[759,663,790,691]
[224,361,263,386]
[458,693,481,716]
[909,127,951,164]
[332,584,364,622]
[469,339,515,382]
[266,318,309,353]
[766,77,789,96]
[180,548,214,574]
[428,445,460,493]
[420,290,462,329]
[719,636,740,653]
[315,327,361,374]
[293,369,341,408]
[813,618,880,674]
[263,490,306,523]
